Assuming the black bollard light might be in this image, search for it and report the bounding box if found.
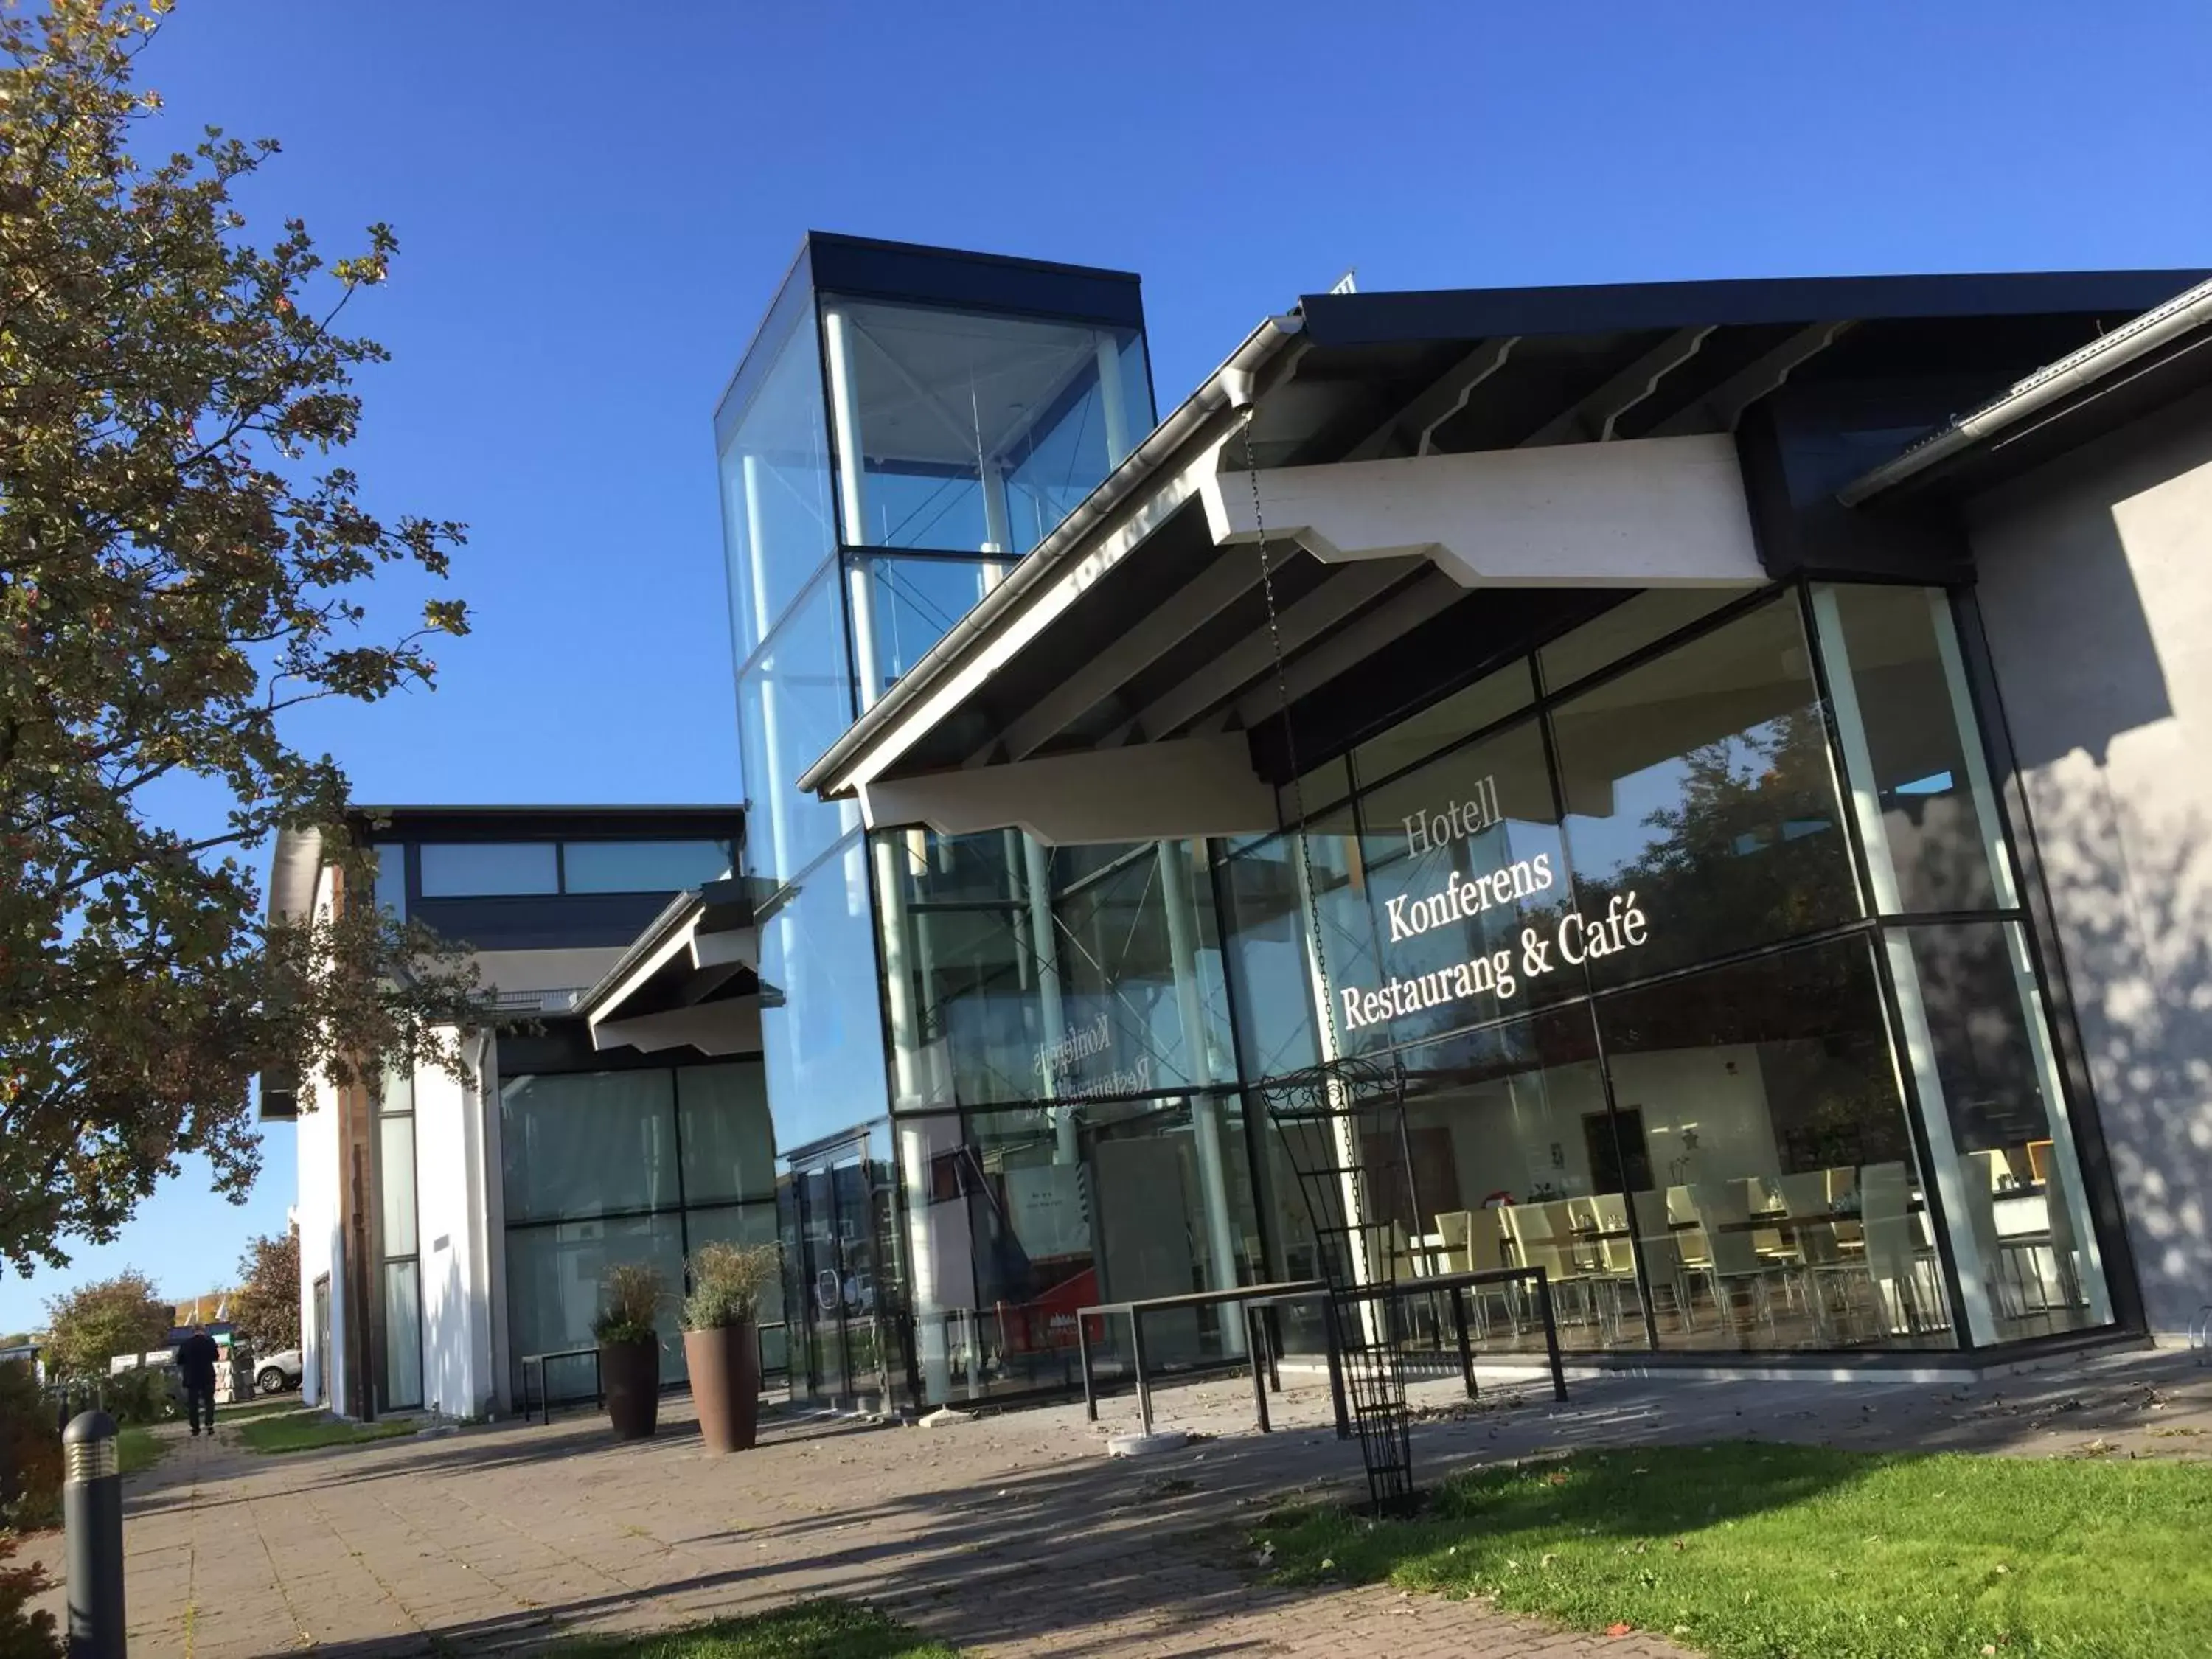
[63,1410,126,1658]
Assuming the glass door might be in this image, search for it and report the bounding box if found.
[787,1133,888,1409]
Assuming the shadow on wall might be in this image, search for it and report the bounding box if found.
[1967,403,2212,1336]
[2025,771,2212,1334]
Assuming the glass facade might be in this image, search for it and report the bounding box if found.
[713,243,1173,1408]
[1231,585,2115,1360]
[719,299,836,661]
[704,239,2124,1416]
[499,1059,780,1402]
[818,296,1150,557]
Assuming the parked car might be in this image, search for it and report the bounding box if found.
[254,1348,303,1395]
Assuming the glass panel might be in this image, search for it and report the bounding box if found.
[737,570,859,883]
[1218,807,1385,1081]
[1084,1096,1257,1373]
[1396,1005,1644,1352]
[848,552,1000,703]
[718,308,835,658]
[1550,596,1860,987]
[1888,921,2111,1343]
[504,1214,686,1402]
[371,845,406,919]
[1349,716,1576,1047]
[880,832,1232,1114]
[378,1065,413,1117]
[683,1203,787,1374]
[499,1069,679,1223]
[1812,584,2018,915]
[560,839,732,894]
[758,838,891,1150]
[417,841,560,898]
[1595,936,1954,1352]
[821,296,1151,555]
[1351,660,1536,790]
[382,1260,422,1410]
[378,1116,417,1258]
[676,1062,776,1204]
[1537,588,1740,694]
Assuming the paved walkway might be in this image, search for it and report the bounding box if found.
[24,1346,2212,1658]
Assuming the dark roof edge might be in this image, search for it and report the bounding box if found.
[804,230,1143,286]
[1840,274,2212,504]
[1298,268,2209,349]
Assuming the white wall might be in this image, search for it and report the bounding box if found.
[293,864,348,1414]
[1969,386,2212,1336]
[413,1028,498,1419]
[1612,1045,1779,1192]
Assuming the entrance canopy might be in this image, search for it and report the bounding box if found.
[796,270,2197,844]
[575,877,768,1057]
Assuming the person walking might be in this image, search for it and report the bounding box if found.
[176,1321,221,1439]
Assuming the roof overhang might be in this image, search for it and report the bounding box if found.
[575,878,768,1057]
[1840,274,2212,505]
[798,268,2204,846]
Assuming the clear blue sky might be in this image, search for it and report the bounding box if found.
[6,0,2207,1332]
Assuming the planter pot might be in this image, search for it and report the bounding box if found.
[599,1339,660,1441]
[684,1321,760,1455]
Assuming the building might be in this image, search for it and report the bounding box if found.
[269,807,751,1417]
[278,237,2212,1421]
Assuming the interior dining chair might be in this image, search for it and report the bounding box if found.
[1505,1203,1593,1331]
[1858,1161,1927,1337]
[1691,1180,1775,1335]
[1435,1208,1517,1337]
[1630,1187,1693,1333]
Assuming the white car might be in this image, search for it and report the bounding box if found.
[254,1348,303,1395]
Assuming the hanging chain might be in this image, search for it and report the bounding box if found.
[1237,410,1346,1066]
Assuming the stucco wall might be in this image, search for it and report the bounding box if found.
[414,1031,496,1419]
[1969,385,2212,1337]
[293,865,348,1412]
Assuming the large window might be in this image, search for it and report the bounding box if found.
[1223,580,2120,1357]
[718,305,836,658]
[846,552,1002,706]
[414,838,733,900]
[757,838,892,1150]
[1549,597,1860,985]
[875,831,1235,1115]
[738,570,860,883]
[420,841,560,898]
[819,296,1151,557]
[373,1068,422,1411]
[1596,937,1948,1352]
[499,1059,777,1402]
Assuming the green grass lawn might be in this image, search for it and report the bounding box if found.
[1254,1442,2212,1659]
[116,1425,164,1475]
[546,1599,956,1657]
[234,1413,420,1455]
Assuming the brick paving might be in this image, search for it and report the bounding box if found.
[23,1345,2212,1658]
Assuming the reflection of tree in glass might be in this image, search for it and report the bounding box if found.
[1579,707,1858,976]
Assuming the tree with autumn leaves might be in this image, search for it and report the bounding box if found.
[1,0,487,1281]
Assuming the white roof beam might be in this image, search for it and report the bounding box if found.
[1343,337,1521,462]
[1517,326,1717,446]
[1200,435,1765,591]
[1647,321,1854,436]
